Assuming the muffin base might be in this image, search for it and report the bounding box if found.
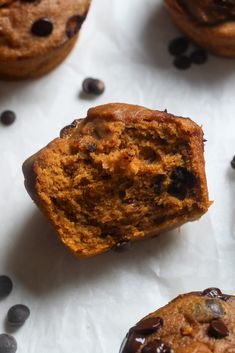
[0,36,78,80]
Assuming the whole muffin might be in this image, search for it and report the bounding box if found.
[120,288,233,353]
[22,103,210,258]
[165,0,235,58]
[0,0,91,79]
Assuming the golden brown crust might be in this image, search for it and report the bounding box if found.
[120,288,234,353]
[0,0,90,79]
[165,0,235,58]
[22,103,211,258]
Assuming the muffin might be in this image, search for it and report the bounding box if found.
[22,103,211,258]
[0,0,91,79]
[120,288,233,353]
[165,0,235,58]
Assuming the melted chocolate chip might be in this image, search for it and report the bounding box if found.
[0,111,16,126]
[168,37,189,56]
[113,241,131,253]
[167,182,187,200]
[190,49,208,65]
[205,299,225,317]
[121,332,146,353]
[31,18,53,37]
[173,55,191,70]
[66,14,86,38]
[171,167,196,188]
[142,339,171,353]
[0,276,13,298]
[86,144,97,152]
[134,317,163,335]
[154,175,165,195]
[202,288,223,298]
[208,319,229,339]
[0,334,17,353]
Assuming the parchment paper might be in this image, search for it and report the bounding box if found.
[1,0,235,352]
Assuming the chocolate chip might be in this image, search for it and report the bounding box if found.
[171,167,196,188]
[221,294,231,301]
[214,0,235,8]
[0,111,16,126]
[205,299,225,317]
[173,55,191,70]
[86,144,97,152]
[113,241,131,253]
[134,317,163,335]
[31,18,53,37]
[142,339,171,353]
[154,175,165,195]
[167,182,187,200]
[231,156,235,169]
[0,276,13,298]
[0,334,17,353]
[190,50,208,65]
[82,78,105,95]
[66,14,86,38]
[121,332,146,353]
[202,288,223,298]
[208,319,229,339]
[7,304,30,327]
[168,37,189,56]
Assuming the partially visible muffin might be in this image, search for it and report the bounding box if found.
[165,0,235,57]
[0,0,91,79]
[22,103,210,258]
[120,288,233,353]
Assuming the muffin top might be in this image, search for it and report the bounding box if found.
[0,0,90,60]
[120,288,235,353]
[179,0,235,25]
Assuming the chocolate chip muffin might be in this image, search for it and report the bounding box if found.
[0,0,91,79]
[22,103,211,258]
[120,288,233,353]
[165,0,235,57]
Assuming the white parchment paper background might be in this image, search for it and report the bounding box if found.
[0,0,235,352]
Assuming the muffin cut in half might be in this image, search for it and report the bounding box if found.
[23,103,211,258]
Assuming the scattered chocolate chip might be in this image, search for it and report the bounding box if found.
[113,241,131,253]
[86,144,97,152]
[142,339,171,353]
[121,332,146,353]
[164,109,168,113]
[202,288,223,298]
[82,78,105,95]
[0,276,13,298]
[167,182,187,200]
[154,175,165,195]
[31,18,53,37]
[190,49,208,65]
[0,111,16,126]
[168,37,189,56]
[208,319,229,339]
[173,55,191,70]
[66,14,86,38]
[231,156,235,169]
[134,317,163,335]
[7,304,30,327]
[0,334,17,353]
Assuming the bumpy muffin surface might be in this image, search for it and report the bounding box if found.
[23,103,210,258]
[120,288,234,353]
[0,0,90,78]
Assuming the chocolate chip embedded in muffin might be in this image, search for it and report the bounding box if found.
[142,340,171,353]
[66,14,87,38]
[208,319,229,339]
[31,18,53,37]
